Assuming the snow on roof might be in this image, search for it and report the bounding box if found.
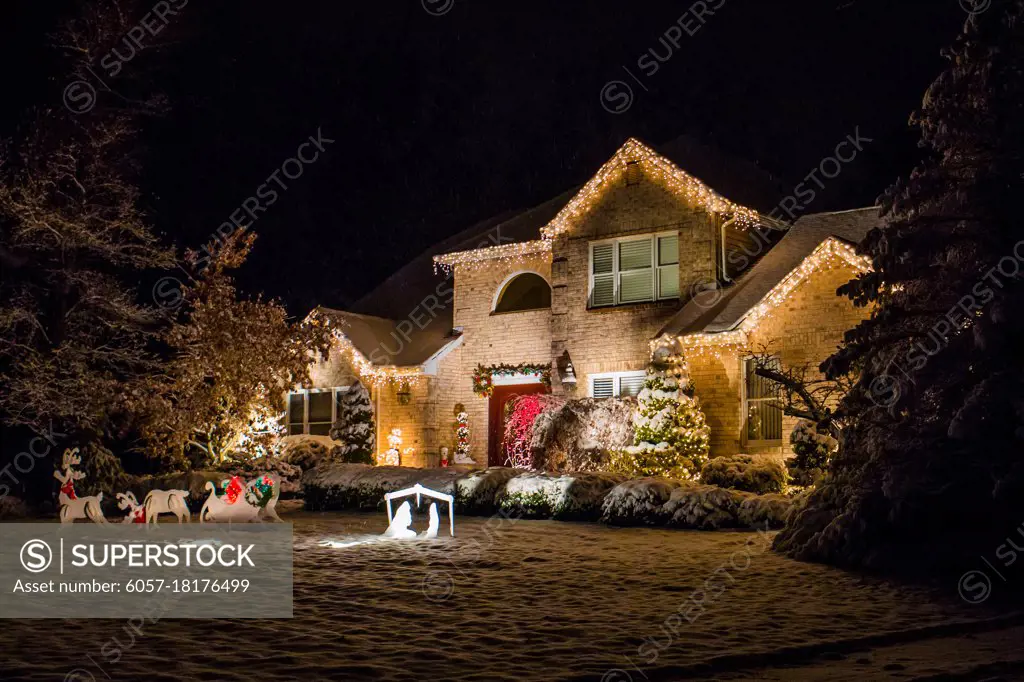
[658,207,880,338]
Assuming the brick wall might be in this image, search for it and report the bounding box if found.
[428,253,553,465]
[549,167,716,397]
[688,261,871,457]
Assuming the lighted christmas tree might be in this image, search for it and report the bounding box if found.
[329,381,375,464]
[609,353,710,479]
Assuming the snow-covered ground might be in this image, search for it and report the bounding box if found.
[1,507,1020,681]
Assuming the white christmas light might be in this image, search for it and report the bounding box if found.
[433,239,552,274]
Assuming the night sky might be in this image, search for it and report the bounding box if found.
[1,0,964,314]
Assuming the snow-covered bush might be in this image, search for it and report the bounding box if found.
[280,435,333,470]
[700,454,788,494]
[606,358,710,480]
[737,493,792,529]
[220,452,303,496]
[600,477,682,526]
[302,463,464,512]
[454,467,521,514]
[789,420,837,485]
[663,482,748,529]
[329,381,375,464]
[531,397,633,472]
[496,471,625,520]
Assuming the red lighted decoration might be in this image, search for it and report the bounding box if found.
[502,394,547,469]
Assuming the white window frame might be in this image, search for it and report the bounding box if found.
[286,386,352,436]
[741,357,783,445]
[588,370,647,398]
[588,231,679,308]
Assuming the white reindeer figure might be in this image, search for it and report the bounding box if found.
[143,489,191,524]
[54,448,106,524]
[116,492,146,524]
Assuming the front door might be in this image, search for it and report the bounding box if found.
[487,382,549,466]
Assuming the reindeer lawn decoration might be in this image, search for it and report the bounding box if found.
[116,492,147,524]
[200,474,282,523]
[117,489,191,524]
[54,448,107,524]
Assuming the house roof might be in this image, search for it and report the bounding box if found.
[321,135,791,369]
[315,307,460,367]
[658,207,880,338]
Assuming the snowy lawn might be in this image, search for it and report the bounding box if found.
[0,507,1019,681]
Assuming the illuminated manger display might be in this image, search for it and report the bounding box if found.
[384,483,455,537]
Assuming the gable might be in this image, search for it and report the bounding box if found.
[540,138,764,241]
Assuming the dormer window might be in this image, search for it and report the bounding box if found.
[589,232,679,307]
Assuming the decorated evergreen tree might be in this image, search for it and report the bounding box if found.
[777,1,1024,569]
[609,354,710,479]
[329,382,375,464]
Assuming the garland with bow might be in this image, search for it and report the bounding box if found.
[472,363,552,397]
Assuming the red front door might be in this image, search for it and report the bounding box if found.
[487,382,549,466]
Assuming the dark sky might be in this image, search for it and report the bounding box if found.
[1,0,965,313]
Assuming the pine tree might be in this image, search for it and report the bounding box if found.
[609,354,710,479]
[329,381,375,464]
[777,0,1024,569]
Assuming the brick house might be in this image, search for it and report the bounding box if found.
[291,137,877,466]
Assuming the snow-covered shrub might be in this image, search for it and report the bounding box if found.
[454,467,522,515]
[600,477,682,526]
[303,462,467,512]
[789,420,837,486]
[606,358,710,480]
[662,482,749,529]
[329,382,375,464]
[737,493,792,529]
[700,454,788,494]
[280,435,333,470]
[220,452,303,497]
[496,471,625,520]
[531,397,634,472]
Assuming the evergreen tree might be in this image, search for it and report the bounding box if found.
[609,354,710,479]
[777,1,1024,569]
[329,381,375,464]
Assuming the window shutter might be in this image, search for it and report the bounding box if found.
[618,373,646,397]
[620,270,653,302]
[658,235,678,265]
[618,239,652,270]
[592,377,614,398]
[658,266,680,299]
[591,243,615,307]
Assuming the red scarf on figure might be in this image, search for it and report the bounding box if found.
[60,479,77,500]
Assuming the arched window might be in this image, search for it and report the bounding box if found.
[493,272,551,313]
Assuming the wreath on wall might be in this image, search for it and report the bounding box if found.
[472,363,552,397]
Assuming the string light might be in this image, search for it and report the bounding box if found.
[540,138,763,240]
[433,239,552,274]
[651,238,872,358]
[306,309,425,387]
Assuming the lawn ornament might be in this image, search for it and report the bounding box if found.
[143,488,191,524]
[421,503,439,539]
[383,501,417,539]
[116,492,146,524]
[199,474,281,523]
[54,448,107,524]
[383,483,454,537]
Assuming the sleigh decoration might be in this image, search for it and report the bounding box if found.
[54,448,107,524]
[200,474,282,523]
